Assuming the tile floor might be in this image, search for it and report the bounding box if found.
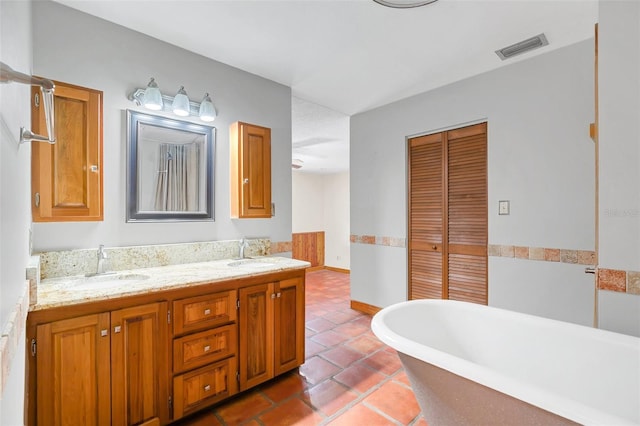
[177,269,425,426]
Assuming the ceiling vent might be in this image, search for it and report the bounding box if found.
[495,33,548,60]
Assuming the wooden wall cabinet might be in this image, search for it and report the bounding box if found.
[238,277,305,390]
[35,302,168,426]
[31,80,103,222]
[230,121,272,218]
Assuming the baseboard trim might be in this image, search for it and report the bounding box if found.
[305,266,325,272]
[350,300,382,315]
[324,266,350,274]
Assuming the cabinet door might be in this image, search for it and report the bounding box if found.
[111,302,169,426]
[36,313,111,426]
[274,277,305,375]
[230,122,272,218]
[31,81,103,222]
[238,283,274,390]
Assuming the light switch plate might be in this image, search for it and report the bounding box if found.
[498,200,510,215]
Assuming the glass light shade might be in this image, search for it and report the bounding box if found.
[143,78,163,110]
[373,0,438,7]
[172,86,190,116]
[198,93,217,122]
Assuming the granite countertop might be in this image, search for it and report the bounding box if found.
[33,256,310,311]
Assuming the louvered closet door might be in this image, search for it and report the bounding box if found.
[408,133,444,299]
[408,122,487,304]
[446,123,487,304]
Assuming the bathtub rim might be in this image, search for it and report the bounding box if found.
[371,299,639,426]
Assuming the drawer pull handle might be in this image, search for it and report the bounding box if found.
[204,345,211,352]
[204,384,211,392]
[204,308,211,315]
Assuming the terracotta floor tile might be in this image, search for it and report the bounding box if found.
[259,397,324,426]
[327,403,396,426]
[299,356,341,385]
[324,311,355,324]
[361,349,403,376]
[310,330,351,347]
[261,371,308,403]
[332,321,370,337]
[412,417,429,426]
[392,370,412,387]
[306,317,337,333]
[345,334,385,354]
[301,379,358,416]
[214,390,272,424]
[333,363,386,394]
[365,380,421,424]
[320,346,365,368]
[305,338,326,359]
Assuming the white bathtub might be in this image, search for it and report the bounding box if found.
[371,299,640,425]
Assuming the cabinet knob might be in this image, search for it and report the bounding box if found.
[204,345,211,353]
[100,329,108,337]
[204,308,211,316]
[432,245,437,250]
[114,325,121,334]
[271,293,276,299]
[90,165,99,173]
[276,292,282,298]
[204,384,211,392]
[243,178,249,184]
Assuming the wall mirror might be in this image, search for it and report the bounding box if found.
[126,110,215,222]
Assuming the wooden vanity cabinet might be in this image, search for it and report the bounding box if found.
[27,269,306,425]
[230,121,272,218]
[171,290,239,418]
[238,277,305,390]
[34,302,168,426]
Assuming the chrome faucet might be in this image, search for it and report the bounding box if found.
[238,238,249,259]
[96,244,109,275]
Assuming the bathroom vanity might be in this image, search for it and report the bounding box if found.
[25,256,308,426]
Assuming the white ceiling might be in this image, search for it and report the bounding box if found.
[54,0,598,173]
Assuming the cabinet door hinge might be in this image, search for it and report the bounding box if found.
[167,310,171,324]
[34,192,40,208]
[31,338,37,357]
[236,299,240,310]
[236,371,240,383]
[169,395,172,412]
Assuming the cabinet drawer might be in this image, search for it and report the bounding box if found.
[173,357,238,419]
[174,290,236,335]
[173,325,237,374]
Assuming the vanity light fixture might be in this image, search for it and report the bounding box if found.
[373,0,439,8]
[198,93,217,122]
[143,77,163,110]
[172,86,190,116]
[128,78,218,122]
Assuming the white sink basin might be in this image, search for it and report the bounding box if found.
[72,273,150,290]
[227,259,276,268]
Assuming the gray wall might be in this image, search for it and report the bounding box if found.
[351,39,596,326]
[0,1,32,423]
[597,0,640,336]
[31,1,292,251]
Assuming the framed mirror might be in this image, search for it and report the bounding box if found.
[126,110,215,222]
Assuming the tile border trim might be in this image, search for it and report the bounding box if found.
[488,244,596,265]
[598,268,640,295]
[350,235,406,248]
[0,280,30,398]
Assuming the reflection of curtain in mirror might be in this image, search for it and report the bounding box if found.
[154,143,200,211]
